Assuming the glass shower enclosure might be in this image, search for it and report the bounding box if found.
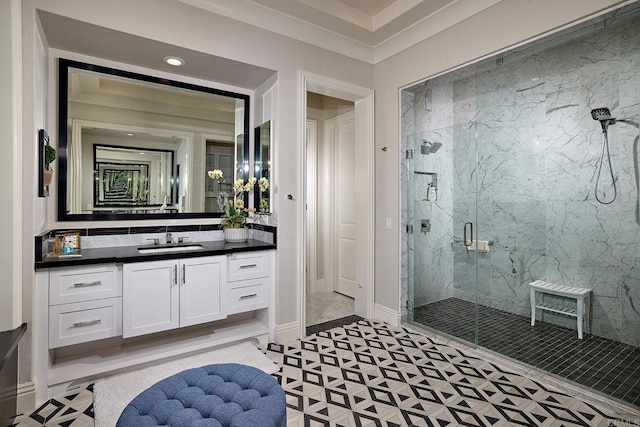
[401,4,640,409]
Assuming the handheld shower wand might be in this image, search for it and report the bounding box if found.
[591,107,617,204]
[591,107,616,134]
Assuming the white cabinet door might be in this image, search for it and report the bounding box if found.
[123,260,179,338]
[180,256,226,327]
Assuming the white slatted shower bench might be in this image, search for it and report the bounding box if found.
[529,280,592,339]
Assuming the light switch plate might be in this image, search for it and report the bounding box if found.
[385,218,392,229]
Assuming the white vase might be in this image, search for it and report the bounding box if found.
[224,227,248,243]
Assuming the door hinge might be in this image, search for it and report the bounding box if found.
[405,224,413,234]
[405,149,414,159]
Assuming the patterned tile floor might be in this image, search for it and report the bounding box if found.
[413,297,640,409]
[13,319,640,426]
[12,383,94,426]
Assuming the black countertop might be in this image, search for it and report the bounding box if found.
[35,239,276,270]
[0,323,27,371]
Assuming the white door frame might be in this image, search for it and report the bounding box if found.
[298,71,375,338]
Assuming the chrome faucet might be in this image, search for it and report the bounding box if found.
[166,232,173,244]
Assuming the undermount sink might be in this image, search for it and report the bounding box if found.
[138,244,206,254]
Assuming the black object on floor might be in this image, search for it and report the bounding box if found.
[306,314,363,336]
[413,297,640,409]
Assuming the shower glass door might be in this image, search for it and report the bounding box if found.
[403,3,640,409]
[403,79,479,345]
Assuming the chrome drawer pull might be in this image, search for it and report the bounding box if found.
[73,280,102,288]
[239,293,257,300]
[72,319,101,328]
[239,264,257,269]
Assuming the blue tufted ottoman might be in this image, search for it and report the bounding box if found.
[116,363,286,427]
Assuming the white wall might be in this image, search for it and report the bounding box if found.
[373,0,631,313]
[0,0,23,331]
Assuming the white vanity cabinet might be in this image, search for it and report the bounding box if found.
[48,264,121,349]
[227,252,270,314]
[122,255,226,338]
[34,249,275,403]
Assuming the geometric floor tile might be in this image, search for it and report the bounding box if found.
[13,320,640,426]
[13,383,94,427]
[264,319,640,426]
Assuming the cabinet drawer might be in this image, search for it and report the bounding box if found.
[49,298,122,349]
[227,252,268,283]
[228,281,268,314]
[50,265,119,305]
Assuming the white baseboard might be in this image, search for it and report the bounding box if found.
[374,303,400,326]
[315,279,325,293]
[17,381,35,416]
[274,321,299,345]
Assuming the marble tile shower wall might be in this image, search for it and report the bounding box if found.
[402,17,640,346]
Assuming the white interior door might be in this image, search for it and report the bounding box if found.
[330,111,356,298]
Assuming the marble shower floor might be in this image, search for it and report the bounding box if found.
[413,297,640,410]
[305,291,354,327]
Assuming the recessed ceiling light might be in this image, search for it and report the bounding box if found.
[163,56,185,67]
[126,133,134,136]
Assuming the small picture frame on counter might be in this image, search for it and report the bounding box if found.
[51,232,82,258]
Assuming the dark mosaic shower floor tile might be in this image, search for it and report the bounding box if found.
[413,297,640,409]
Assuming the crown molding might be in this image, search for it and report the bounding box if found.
[177,0,374,63]
[177,0,504,64]
[374,0,503,63]
[374,0,424,29]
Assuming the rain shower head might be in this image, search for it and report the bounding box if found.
[591,107,615,133]
[591,107,612,121]
[421,140,443,155]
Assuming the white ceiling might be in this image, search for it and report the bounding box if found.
[248,0,453,44]
[178,0,503,63]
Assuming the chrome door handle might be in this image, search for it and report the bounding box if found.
[72,319,101,328]
[239,264,257,269]
[463,222,473,246]
[181,264,186,285]
[73,280,101,288]
[239,293,257,300]
[173,265,177,286]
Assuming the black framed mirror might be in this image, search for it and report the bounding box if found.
[58,59,250,221]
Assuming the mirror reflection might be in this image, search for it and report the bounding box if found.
[254,120,272,214]
[58,59,250,220]
[93,142,174,211]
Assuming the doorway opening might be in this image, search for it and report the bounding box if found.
[299,72,375,339]
[305,94,357,335]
